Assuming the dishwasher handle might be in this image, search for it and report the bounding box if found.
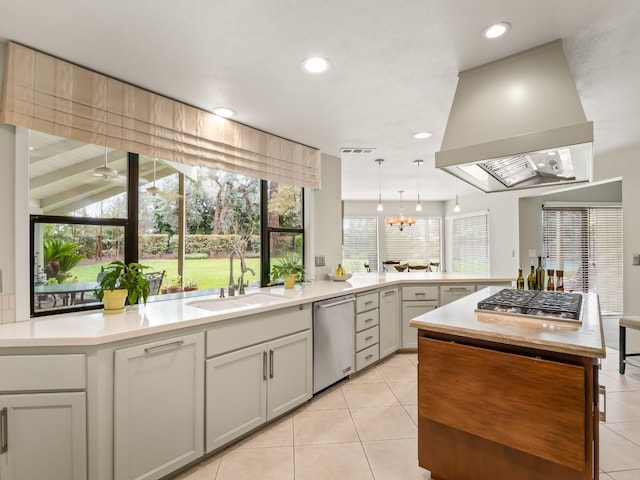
[317,297,355,309]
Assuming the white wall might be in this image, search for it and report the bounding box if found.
[308,153,343,280]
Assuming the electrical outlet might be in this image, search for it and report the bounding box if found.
[315,255,326,267]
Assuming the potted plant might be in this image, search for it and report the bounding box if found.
[270,254,305,289]
[166,275,184,294]
[97,261,151,313]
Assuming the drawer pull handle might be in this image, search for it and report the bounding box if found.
[365,354,374,360]
[364,300,373,305]
[449,287,469,292]
[414,292,426,297]
[365,336,374,341]
[365,317,374,323]
[144,340,184,354]
[384,291,395,296]
[599,384,607,422]
[1,407,7,454]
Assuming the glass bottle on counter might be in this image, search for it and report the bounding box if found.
[517,268,525,290]
[556,270,564,292]
[535,256,544,290]
[527,265,536,290]
[546,269,555,291]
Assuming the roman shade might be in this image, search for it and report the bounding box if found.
[0,42,321,189]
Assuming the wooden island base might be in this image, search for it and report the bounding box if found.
[417,331,600,480]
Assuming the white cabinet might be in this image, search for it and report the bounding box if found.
[402,286,439,349]
[440,284,475,306]
[114,332,204,480]
[378,288,400,359]
[355,291,380,372]
[205,305,312,452]
[0,392,87,480]
[0,354,87,480]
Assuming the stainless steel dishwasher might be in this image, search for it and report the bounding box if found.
[313,295,355,394]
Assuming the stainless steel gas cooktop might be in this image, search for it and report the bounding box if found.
[477,288,583,324]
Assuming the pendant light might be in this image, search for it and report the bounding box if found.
[414,159,423,212]
[386,190,415,232]
[454,181,461,213]
[375,159,384,212]
[93,146,118,180]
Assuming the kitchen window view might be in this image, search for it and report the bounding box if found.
[29,131,304,315]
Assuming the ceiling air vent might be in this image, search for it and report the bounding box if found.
[340,147,376,154]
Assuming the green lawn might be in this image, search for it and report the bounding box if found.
[71,258,262,291]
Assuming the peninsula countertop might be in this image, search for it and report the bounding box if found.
[409,286,605,359]
[0,272,512,347]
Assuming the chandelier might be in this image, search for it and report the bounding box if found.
[386,190,415,232]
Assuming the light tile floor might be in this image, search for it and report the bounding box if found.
[174,349,640,479]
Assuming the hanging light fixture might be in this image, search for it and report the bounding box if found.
[93,146,118,180]
[386,190,415,232]
[375,159,384,212]
[454,181,461,212]
[414,159,423,212]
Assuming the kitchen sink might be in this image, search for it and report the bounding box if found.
[187,293,287,312]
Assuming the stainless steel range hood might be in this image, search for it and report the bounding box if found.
[435,40,593,193]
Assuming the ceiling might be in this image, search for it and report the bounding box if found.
[2,0,639,202]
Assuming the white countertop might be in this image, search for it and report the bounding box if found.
[0,273,512,347]
[409,286,606,359]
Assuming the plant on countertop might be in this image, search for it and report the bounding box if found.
[97,261,151,306]
[269,254,306,286]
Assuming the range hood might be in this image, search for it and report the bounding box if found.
[435,40,593,193]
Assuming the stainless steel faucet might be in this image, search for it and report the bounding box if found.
[228,248,256,295]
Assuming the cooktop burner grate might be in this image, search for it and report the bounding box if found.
[477,288,583,321]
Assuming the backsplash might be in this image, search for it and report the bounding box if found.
[0,294,16,323]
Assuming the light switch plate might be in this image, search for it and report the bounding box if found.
[315,255,326,267]
[633,254,640,266]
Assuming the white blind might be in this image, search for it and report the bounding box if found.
[446,211,490,273]
[384,217,441,265]
[342,217,379,272]
[542,206,623,314]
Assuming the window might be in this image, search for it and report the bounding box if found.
[342,217,379,272]
[446,211,490,274]
[29,131,303,315]
[542,205,622,315]
[384,217,441,267]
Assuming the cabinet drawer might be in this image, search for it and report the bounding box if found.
[356,344,379,371]
[207,304,312,357]
[402,286,438,301]
[440,284,475,306]
[356,326,379,352]
[0,354,86,391]
[355,309,379,332]
[356,292,379,313]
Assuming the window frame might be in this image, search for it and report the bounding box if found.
[445,210,490,274]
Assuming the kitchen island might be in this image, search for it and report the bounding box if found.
[409,286,606,480]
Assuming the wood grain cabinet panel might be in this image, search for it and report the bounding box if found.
[419,337,586,471]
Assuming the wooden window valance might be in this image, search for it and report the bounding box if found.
[0,42,321,189]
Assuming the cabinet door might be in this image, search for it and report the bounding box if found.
[114,332,204,480]
[0,392,86,480]
[205,343,267,452]
[379,288,400,358]
[402,301,437,348]
[267,330,312,420]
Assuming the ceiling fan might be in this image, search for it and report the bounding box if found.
[145,159,182,201]
[93,146,119,181]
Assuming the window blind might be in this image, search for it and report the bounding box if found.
[342,217,379,272]
[542,205,623,315]
[384,217,441,265]
[0,42,320,188]
[446,211,490,274]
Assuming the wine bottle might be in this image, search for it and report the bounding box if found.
[527,265,536,290]
[516,268,525,290]
[546,269,555,291]
[535,256,544,290]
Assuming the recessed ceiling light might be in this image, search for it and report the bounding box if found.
[301,57,331,74]
[413,132,433,139]
[213,107,236,118]
[483,22,510,39]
